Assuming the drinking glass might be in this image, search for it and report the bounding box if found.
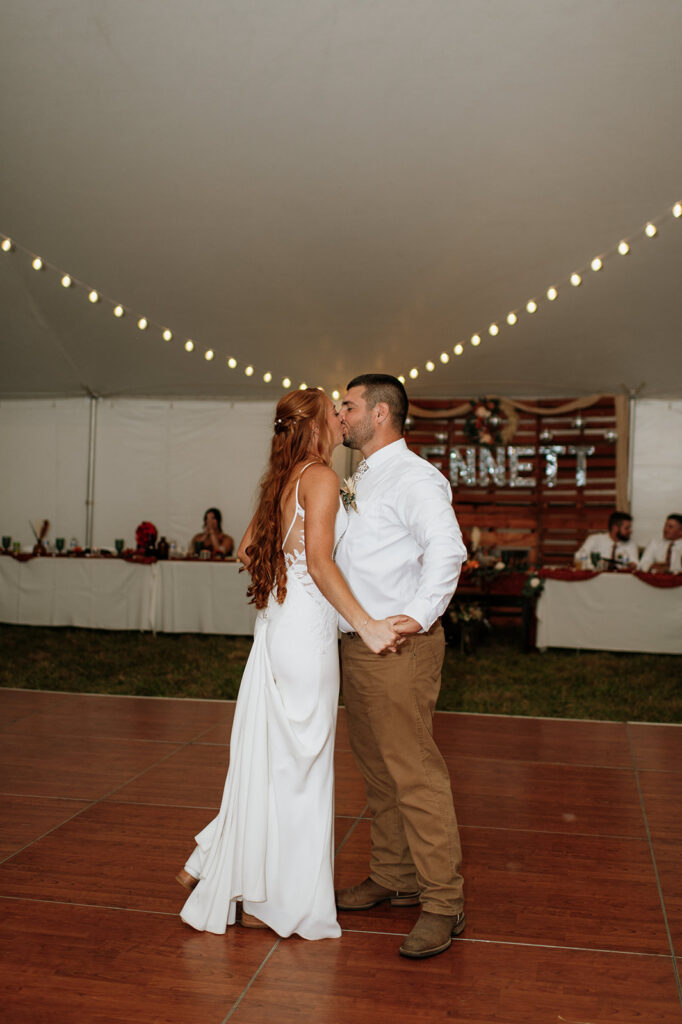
[1,536,10,552]
[115,539,124,555]
[55,537,65,553]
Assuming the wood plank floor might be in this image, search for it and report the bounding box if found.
[1,687,680,1023]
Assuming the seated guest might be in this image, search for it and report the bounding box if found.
[190,508,234,556]
[638,514,682,573]
[574,511,638,570]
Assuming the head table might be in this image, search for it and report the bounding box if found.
[535,569,682,655]
[0,555,258,635]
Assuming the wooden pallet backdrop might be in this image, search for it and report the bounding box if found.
[405,394,629,568]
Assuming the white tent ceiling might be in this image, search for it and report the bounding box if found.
[1,0,681,401]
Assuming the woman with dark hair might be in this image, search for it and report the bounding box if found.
[177,388,399,940]
[190,508,234,556]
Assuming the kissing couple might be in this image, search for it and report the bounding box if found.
[176,373,467,960]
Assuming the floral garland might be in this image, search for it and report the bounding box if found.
[462,396,519,446]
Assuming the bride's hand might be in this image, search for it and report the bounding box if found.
[357,617,403,654]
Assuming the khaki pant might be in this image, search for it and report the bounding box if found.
[340,623,464,915]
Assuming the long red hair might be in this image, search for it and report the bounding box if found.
[246,388,334,609]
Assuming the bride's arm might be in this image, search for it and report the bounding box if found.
[236,517,256,569]
[302,465,400,654]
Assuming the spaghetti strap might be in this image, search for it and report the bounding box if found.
[282,461,319,548]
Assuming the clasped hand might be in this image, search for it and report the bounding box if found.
[359,614,422,655]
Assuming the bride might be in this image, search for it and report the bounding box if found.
[176,387,400,940]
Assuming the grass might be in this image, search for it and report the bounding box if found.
[2,624,680,723]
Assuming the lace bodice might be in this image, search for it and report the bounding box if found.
[280,462,346,605]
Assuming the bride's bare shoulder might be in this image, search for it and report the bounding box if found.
[297,462,339,492]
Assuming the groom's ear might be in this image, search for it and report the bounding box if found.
[373,401,390,425]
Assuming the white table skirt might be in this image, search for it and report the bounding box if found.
[0,557,258,635]
[535,573,682,654]
[0,556,156,630]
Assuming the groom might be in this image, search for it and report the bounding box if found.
[335,373,467,959]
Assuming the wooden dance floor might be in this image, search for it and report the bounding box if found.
[0,687,680,1022]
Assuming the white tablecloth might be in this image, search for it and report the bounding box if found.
[536,573,682,654]
[0,557,258,635]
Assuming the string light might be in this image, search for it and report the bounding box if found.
[298,381,306,389]
[2,198,678,393]
[398,375,406,384]
[204,349,214,360]
[331,389,340,400]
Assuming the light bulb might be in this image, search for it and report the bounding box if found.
[546,287,557,301]
[570,273,581,287]
[298,381,307,389]
[185,339,194,351]
[245,365,254,376]
[470,334,481,346]
[398,375,406,384]
[590,258,602,272]
[227,357,237,368]
[425,360,435,372]
[282,377,291,388]
[113,305,125,317]
[32,257,44,270]
[263,371,272,382]
[488,323,499,335]
[526,300,537,313]
[61,274,72,288]
[409,368,419,378]
[440,352,449,363]
[454,344,463,355]
[618,241,630,256]
[645,222,657,238]
[137,317,148,330]
[673,202,682,218]
[332,390,340,400]
[204,349,214,361]
[506,312,517,325]
[162,329,172,341]
[1,238,13,252]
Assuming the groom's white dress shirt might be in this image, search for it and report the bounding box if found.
[335,438,466,633]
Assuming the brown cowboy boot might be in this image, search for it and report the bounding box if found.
[399,910,466,959]
[335,876,420,910]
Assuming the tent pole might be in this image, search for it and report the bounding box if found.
[85,396,99,549]
[627,390,637,509]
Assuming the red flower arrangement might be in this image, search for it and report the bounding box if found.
[135,521,158,554]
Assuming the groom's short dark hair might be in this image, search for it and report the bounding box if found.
[346,373,409,432]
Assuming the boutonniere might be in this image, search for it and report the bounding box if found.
[340,478,358,513]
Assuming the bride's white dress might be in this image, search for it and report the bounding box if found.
[180,466,344,939]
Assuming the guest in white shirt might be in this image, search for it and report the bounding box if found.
[334,373,467,961]
[574,512,638,570]
[638,514,682,573]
